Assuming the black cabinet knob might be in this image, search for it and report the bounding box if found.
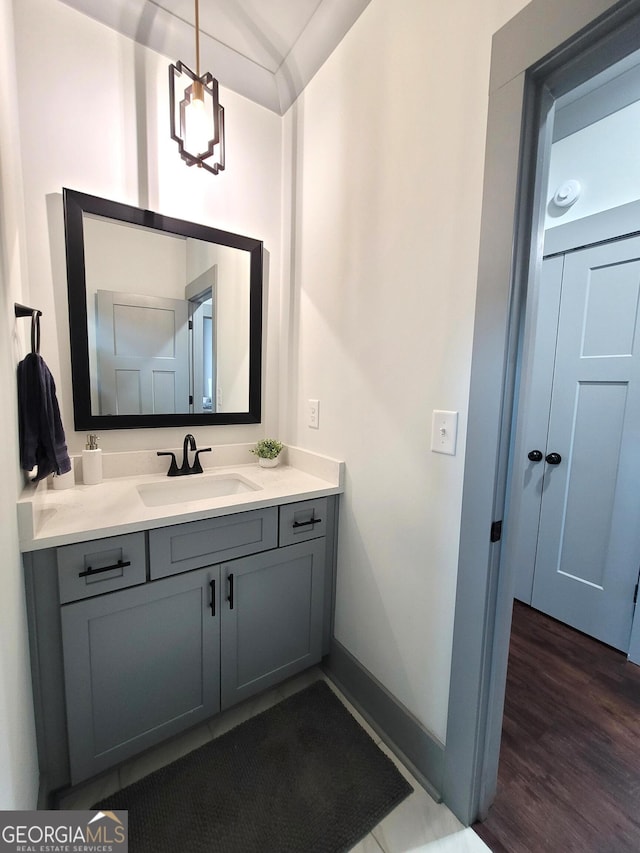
[527,450,543,462]
[545,452,562,465]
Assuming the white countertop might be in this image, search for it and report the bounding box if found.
[17,446,344,552]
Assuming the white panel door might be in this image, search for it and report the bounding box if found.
[515,236,640,652]
[96,290,189,415]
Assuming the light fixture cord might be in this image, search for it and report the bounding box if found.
[195,0,200,77]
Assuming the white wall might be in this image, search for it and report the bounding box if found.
[285,0,529,742]
[12,0,283,454]
[546,99,640,228]
[1,0,536,809]
[0,0,39,809]
[84,218,187,301]
[211,247,251,412]
[2,0,281,807]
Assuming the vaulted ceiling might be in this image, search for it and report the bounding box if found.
[59,0,373,114]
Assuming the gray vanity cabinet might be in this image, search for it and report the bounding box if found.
[220,539,325,709]
[24,494,338,799]
[61,566,220,784]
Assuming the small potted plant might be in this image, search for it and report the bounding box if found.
[251,438,284,468]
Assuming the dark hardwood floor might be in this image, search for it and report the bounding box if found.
[472,600,640,853]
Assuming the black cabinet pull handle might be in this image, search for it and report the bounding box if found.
[227,573,234,610]
[527,450,543,462]
[292,517,322,529]
[545,452,562,465]
[210,579,216,617]
[78,559,131,578]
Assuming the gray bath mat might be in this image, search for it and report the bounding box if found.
[94,678,413,852]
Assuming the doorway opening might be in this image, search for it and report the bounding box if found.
[481,4,640,833]
[443,0,640,829]
[506,45,640,660]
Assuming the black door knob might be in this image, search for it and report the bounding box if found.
[527,450,543,462]
[545,452,562,465]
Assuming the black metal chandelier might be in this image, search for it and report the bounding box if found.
[169,0,225,175]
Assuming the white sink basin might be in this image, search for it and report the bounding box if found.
[137,473,262,507]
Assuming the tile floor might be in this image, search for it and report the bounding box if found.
[58,668,491,853]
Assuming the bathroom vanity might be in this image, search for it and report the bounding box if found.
[18,447,343,801]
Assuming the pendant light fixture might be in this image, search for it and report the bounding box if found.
[169,0,225,175]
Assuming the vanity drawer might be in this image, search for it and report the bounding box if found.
[57,533,147,604]
[279,498,328,546]
[148,507,278,579]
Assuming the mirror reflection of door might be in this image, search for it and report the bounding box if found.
[95,291,189,415]
[81,208,254,420]
[186,264,217,414]
[191,299,216,413]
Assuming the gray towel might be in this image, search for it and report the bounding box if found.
[17,352,71,482]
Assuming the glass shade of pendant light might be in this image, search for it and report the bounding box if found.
[169,0,225,175]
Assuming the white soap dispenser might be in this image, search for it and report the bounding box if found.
[82,434,103,485]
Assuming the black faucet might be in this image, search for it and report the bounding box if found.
[157,434,212,477]
[181,433,196,473]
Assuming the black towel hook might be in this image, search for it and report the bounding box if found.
[14,303,42,355]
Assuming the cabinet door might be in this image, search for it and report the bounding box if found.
[61,567,220,784]
[220,539,325,710]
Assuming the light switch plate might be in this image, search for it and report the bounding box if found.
[308,399,320,429]
[431,410,458,455]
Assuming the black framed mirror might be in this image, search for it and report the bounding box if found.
[63,188,263,430]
